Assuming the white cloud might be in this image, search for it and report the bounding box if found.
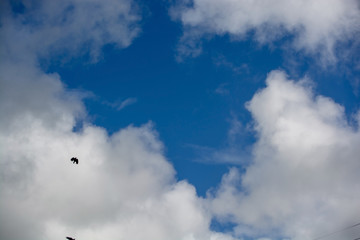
[171,0,360,63]
[0,0,141,63]
[208,70,360,240]
[0,44,236,240]
[0,65,238,239]
[0,1,237,240]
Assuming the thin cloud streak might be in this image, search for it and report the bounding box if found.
[117,97,138,110]
[102,97,138,111]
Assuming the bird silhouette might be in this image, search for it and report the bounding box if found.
[70,157,79,164]
[66,237,75,240]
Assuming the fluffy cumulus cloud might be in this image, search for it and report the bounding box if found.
[209,71,360,240]
[0,0,141,63]
[0,1,235,240]
[172,0,360,61]
[0,70,235,240]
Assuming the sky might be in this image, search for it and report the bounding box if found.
[1,0,360,240]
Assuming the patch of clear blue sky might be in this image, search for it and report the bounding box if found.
[46,0,359,198]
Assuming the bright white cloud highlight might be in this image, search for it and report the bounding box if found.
[209,70,360,240]
[172,0,360,62]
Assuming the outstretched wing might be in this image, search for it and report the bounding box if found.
[66,237,75,240]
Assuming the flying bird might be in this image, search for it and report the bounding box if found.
[66,237,75,240]
[70,157,79,164]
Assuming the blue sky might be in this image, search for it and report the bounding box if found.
[1,1,360,240]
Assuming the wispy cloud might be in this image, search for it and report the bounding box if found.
[187,144,251,166]
[116,97,138,110]
[103,97,138,111]
[187,115,252,165]
[213,55,249,75]
[215,83,230,96]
